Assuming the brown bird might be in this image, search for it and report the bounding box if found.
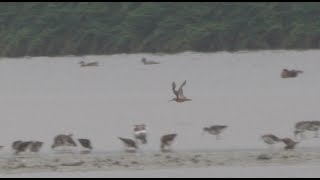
[169,80,192,103]
[160,134,177,152]
[281,138,299,150]
[281,69,303,78]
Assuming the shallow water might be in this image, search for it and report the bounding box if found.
[0,50,319,176]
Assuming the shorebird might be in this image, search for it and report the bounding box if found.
[310,120,320,138]
[118,137,138,153]
[281,69,303,78]
[12,141,33,155]
[78,139,93,150]
[141,57,160,65]
[261,134,282,150]
[79,61,99,67]
[133,124,147,144]
[281,138,299,150]
[160,134,177,153]
[203,125,228,140]
[294,121,311,140]
[51,134,77,149]
[29,141,44,153]
[169,80,192,103]
[294,121,319,140]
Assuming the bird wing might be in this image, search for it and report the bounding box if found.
[178,80,187,98]
[172,82,179,98]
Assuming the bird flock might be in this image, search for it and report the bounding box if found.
[0,57,312,156]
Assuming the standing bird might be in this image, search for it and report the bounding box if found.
[12,141,23,151]
[30,141,44,153]
[261,134,282,150]
[203,125,228,140]
[281,138,299,150]
[118,137,138,153]
[169,80,192,103]
[51,134,77,149]
[141,57,160,65]
[12,141,33,155]
[310,120,320,138]
[78,139,93,150]
[133,124,147,144]
[294,121,314,140]
[160,134,177,153]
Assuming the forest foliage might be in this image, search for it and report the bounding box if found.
[1,2,320,57]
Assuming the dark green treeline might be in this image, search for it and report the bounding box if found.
[1,2,320,57]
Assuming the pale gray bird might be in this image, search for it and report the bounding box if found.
[79,61,99,67]
[141,57,160,65]
[203,125,228,140]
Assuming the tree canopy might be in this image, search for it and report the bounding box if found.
[1,2,320,57]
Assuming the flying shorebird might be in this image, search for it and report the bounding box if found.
[160,134,177,153]
[118,137,138,153]
[141,57,160,65]
[169,80,192,103]
[281,138,299,150]
[203,125,228,140]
